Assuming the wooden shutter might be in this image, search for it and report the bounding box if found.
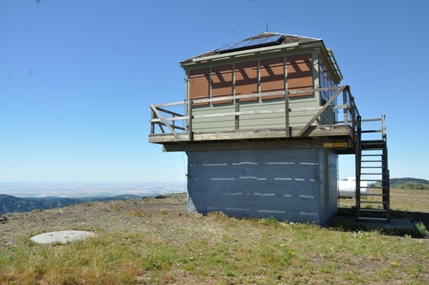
[260,57,285,100]
[189,68,209,106]
[211,64,233,104]
[235,61,258,102]
[287,53,313,97]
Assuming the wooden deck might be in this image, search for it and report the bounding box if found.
[149,124,355,152]
[149,85,360,153]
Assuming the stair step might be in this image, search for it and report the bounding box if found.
[362,142,385,145]
[359,208,387,212]
[361,143,385,146]
[361,139,385,143]
[361,166,383,169]
[360,201,386,204]
[357,217,389,222]
[361,193,386,197]
[362,144,385,147]
[361,141,384,143]
[362,160,384,162]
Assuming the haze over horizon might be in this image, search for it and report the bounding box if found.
[0,181,186,198]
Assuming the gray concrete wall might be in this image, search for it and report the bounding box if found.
[187,147,338,224]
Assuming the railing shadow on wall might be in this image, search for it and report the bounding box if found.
[150,85,361,142]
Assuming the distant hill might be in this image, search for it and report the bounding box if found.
[0,194,146,214]
[390,178,429,190]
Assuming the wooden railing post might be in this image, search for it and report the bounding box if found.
[150,109,155,135]
[355,115,362,221]
[284,58,289,137]
[381,114,386,141]
[285,89,290,137]
[343,88,348,125]
[188,99,193,141]
[235,95,239,130]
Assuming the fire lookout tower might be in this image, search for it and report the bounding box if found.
[149,32,390,224]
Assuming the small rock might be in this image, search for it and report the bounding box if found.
[0,215,8,224]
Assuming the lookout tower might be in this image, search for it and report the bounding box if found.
[149,32,390,224]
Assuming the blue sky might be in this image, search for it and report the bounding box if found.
[1,0,428,184]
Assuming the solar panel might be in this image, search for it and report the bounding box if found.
[217,35,283,53]
[217,42,236,51]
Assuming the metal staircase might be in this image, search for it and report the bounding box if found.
[355,115,390,223]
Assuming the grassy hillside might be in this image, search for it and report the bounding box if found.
[0,194,145,214]
[0,194,82,214]
[370,178,429,190]
[0,191,428,284]
[390,178,429,190]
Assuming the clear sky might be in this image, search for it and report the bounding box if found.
[1,0,428,184]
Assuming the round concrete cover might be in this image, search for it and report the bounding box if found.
[30,230,96,244]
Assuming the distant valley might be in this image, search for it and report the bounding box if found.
[0,194,168,214]
[0,182,185,214]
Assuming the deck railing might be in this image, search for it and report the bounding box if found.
[149,85,361,142]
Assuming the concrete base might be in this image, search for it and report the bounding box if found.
[329,216,416,231]
[187,147,338,224]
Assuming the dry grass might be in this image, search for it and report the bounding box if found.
[338,188,429,213]
[0,191,428,284]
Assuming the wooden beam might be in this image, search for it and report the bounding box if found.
[149,105,181,141]
[155,107,183,117]
[297,85,346,137]
[163,139,328,152]
[153,101,185,108]
[150,116,188,123]
[149,125,354,144]
[150,106,332,124]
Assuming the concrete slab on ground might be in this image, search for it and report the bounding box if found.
[330,216,416,231]
[30,230,96,244]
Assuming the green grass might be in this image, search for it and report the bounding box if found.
[0,190,428,284]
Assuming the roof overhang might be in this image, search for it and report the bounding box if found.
[180,42,307,67]
[180,37,343,84]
